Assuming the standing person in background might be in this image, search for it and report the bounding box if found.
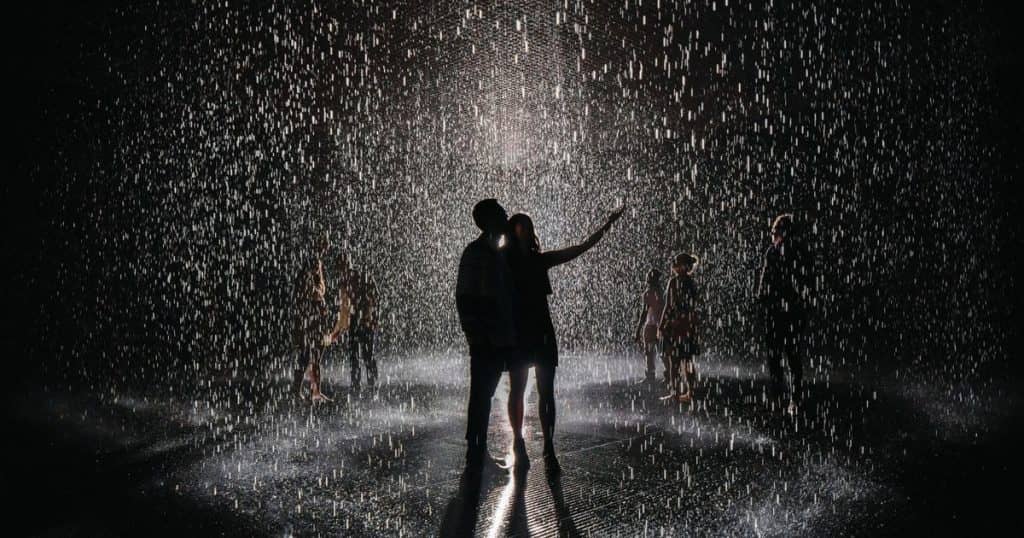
[292,234,334,403]
[348,269,378,392]
[756,213,811,415]
[634,269,666,384]
[658,253,701,403]
[326,253,354,374]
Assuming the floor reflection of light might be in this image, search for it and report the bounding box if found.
[485,476,518,538]
[484,370,535,538]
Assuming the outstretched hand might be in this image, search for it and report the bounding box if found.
[583,205,625,247]
[603,206,625,231]
[589,206,624,243]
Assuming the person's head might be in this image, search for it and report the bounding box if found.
[472,199,508,234]
[771,213,793,246]
[646,269,662,289]
[671,253,699,276]
[508,213,540,252]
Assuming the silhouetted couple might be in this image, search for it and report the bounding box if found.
[291,236,380,404]
[455,199,622,475]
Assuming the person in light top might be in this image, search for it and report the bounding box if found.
[658,253,701,403]
[634,268,666,384]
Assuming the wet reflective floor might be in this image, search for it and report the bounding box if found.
[11,352,1022,536]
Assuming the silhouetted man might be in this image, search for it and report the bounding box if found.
[456,199,516,472]
[757,213,811,414]
[348,269,378,391]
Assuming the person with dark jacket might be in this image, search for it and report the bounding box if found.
[347,270,378,391]
[504,207,623,474]
[456,199,517,472]
[756,213,811,414]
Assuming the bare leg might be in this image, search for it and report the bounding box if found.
[535,364,556,452]
[667,343,683,396]
[535,364,559,474]
[644,341,657,379]
[508,367,528,441]
[310,352,331,403]
[309,362,320,394]
[507,366,529,469]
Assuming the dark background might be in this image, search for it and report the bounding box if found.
[3,2,1023,536]
[5,0,1023,396]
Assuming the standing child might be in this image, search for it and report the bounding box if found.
[633,269,666,384]
[658,253,701,402]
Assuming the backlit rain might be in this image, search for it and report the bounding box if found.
[9,1,1022,536]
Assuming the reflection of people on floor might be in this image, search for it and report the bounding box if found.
[347,269,378,391]
[756,213,810,414]
[506,472,529,537]
[437,468,487,537]
[291,234,334,403]
[634,269,666,384]
[658,253,701,402]
[547,474,582,537]
[505,207,623,474]
[456,199,516,473]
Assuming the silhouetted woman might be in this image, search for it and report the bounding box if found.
[505,208,623,474]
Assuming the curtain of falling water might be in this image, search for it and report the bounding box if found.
[36,0,1014,395]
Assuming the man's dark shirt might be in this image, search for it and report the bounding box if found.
[349,275,376,332]
[757,242,809,316]
[456,233,517,350]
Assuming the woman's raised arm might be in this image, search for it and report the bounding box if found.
[539,207,624,268]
